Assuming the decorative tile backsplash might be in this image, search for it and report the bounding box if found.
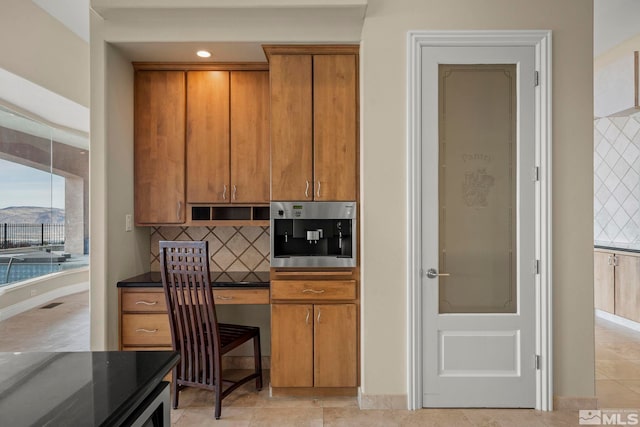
[594,111,640,248]
[150,226,270,281]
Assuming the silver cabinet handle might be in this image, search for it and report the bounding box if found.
[223,184,227,200]
[305,308,310,325]
[216,295,234,301]
[302,288,325,294]
[305,180,310,198]
[232,185,237,200]
[317,181,321,198]
[177,201,181,220]
[135,300,158,306]
[135,328,158,333]
[613,255,619,267]
[608,255,613,266]
[426,268,450,279]
[317,309,321,324]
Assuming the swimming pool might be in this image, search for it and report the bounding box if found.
[0,253,89,286]
[0,263,64,285]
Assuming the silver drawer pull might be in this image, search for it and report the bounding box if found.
[216,295,234,300]
[135,328,158,333]
[135,300,158,306]
[302,289,325,294]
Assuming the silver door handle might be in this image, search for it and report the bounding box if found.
[223,184,227,200]
[177,201,181,220]
[305,180,310,198]
[426,268,450,279]
[232,185,237,200]
[317,181,321,198]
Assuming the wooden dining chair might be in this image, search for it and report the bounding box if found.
[159,240,263,419]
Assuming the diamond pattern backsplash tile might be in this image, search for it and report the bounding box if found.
[150,226,270,276]
[594,111,640,249]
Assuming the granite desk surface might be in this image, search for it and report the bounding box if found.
[0,351,179,427]
[117,271,270,288]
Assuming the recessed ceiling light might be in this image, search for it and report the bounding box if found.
[197,50,211,58]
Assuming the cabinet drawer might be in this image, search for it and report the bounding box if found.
[271,280,356,301]
[122,314,172,346]
[213,288,270,304]
[122,291,167,312]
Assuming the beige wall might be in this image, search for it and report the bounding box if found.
[360,0,594,399]
[90,0,595,402]
[0,0,88,107]
[90,12,151,349]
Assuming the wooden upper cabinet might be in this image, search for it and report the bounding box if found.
[134,71,186,224]
[270,55,313,201]
[230,71,270,203]
[186,71,230,203]
[268,49,358,202]
[313,55,357,201]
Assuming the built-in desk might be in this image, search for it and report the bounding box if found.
[117,272,269,350]
[0,351,179,426]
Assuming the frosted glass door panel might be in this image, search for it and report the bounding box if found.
[438,64,517,314]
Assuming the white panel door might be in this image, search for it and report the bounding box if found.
[421,46,536,407]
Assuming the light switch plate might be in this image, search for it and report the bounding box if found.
[125,214,132,232]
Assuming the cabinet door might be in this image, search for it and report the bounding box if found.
[230,71,270,203]
[134,71,186,224]
[594,251,615,313]
[271,304,313,387]
[270,55,313,201]
[313,55,357,201]
[186,71,230,203]
[615,254,640,322]
[314,304,357,387]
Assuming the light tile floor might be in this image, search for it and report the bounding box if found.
[1,292,640,425]
[0,290,89,352]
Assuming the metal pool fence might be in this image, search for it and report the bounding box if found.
[0,223,65,249]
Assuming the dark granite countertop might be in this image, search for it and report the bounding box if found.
[117,271,270,288]
[594,244,640,254]
[0,351,179,427]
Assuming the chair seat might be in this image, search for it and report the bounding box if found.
[219,323,260,353]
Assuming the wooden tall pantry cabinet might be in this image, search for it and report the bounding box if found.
[265,45,361,395]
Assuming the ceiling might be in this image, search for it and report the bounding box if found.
[32,0,640,60]
[114,42,269,63]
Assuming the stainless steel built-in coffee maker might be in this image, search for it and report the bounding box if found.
[270,201,357,268]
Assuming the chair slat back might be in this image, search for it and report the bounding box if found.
[159,240,220,386]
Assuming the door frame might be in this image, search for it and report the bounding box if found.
[406,30,553,411]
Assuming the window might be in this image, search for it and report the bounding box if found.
[0,105,89,285]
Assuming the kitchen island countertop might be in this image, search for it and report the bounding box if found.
[0,351,179,426]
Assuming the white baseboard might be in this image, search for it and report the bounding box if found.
[595,309,640,333]
[0,281,89,321]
